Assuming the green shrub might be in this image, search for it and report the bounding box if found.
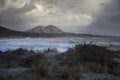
[60,44,119,74]
[30,59,54,80]
[61,65,82,80]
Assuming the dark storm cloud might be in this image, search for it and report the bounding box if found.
[87,13,120,36]
[0,0,4,6]
[0,0,35,30]
[86,0,120,36]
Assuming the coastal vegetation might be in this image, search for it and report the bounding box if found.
[0,44,120,80]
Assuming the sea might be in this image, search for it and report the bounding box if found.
[0,37,120,52]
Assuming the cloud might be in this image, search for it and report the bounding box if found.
[0,0,31,12]
[0,0,119,36]
[86,0,120,36]
[20,0,112,29]
[22,6,93,26]
[86,13,120,36]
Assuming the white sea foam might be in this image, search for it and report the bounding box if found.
[0,37,120,52]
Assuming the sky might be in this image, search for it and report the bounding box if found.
[0,0,120,36]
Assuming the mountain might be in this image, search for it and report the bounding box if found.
[0,25,66,38]
[0,26,14,34]
[0,25,116,38]
[27,25,64,33]
[0,25,24,37]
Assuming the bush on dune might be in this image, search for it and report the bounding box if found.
[0,48,45,68]
[60,44,120,75]
[71,44,112,64]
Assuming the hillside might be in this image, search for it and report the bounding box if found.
[0,26,15,34]
[27,25,64,33]
[0,25,115,38]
